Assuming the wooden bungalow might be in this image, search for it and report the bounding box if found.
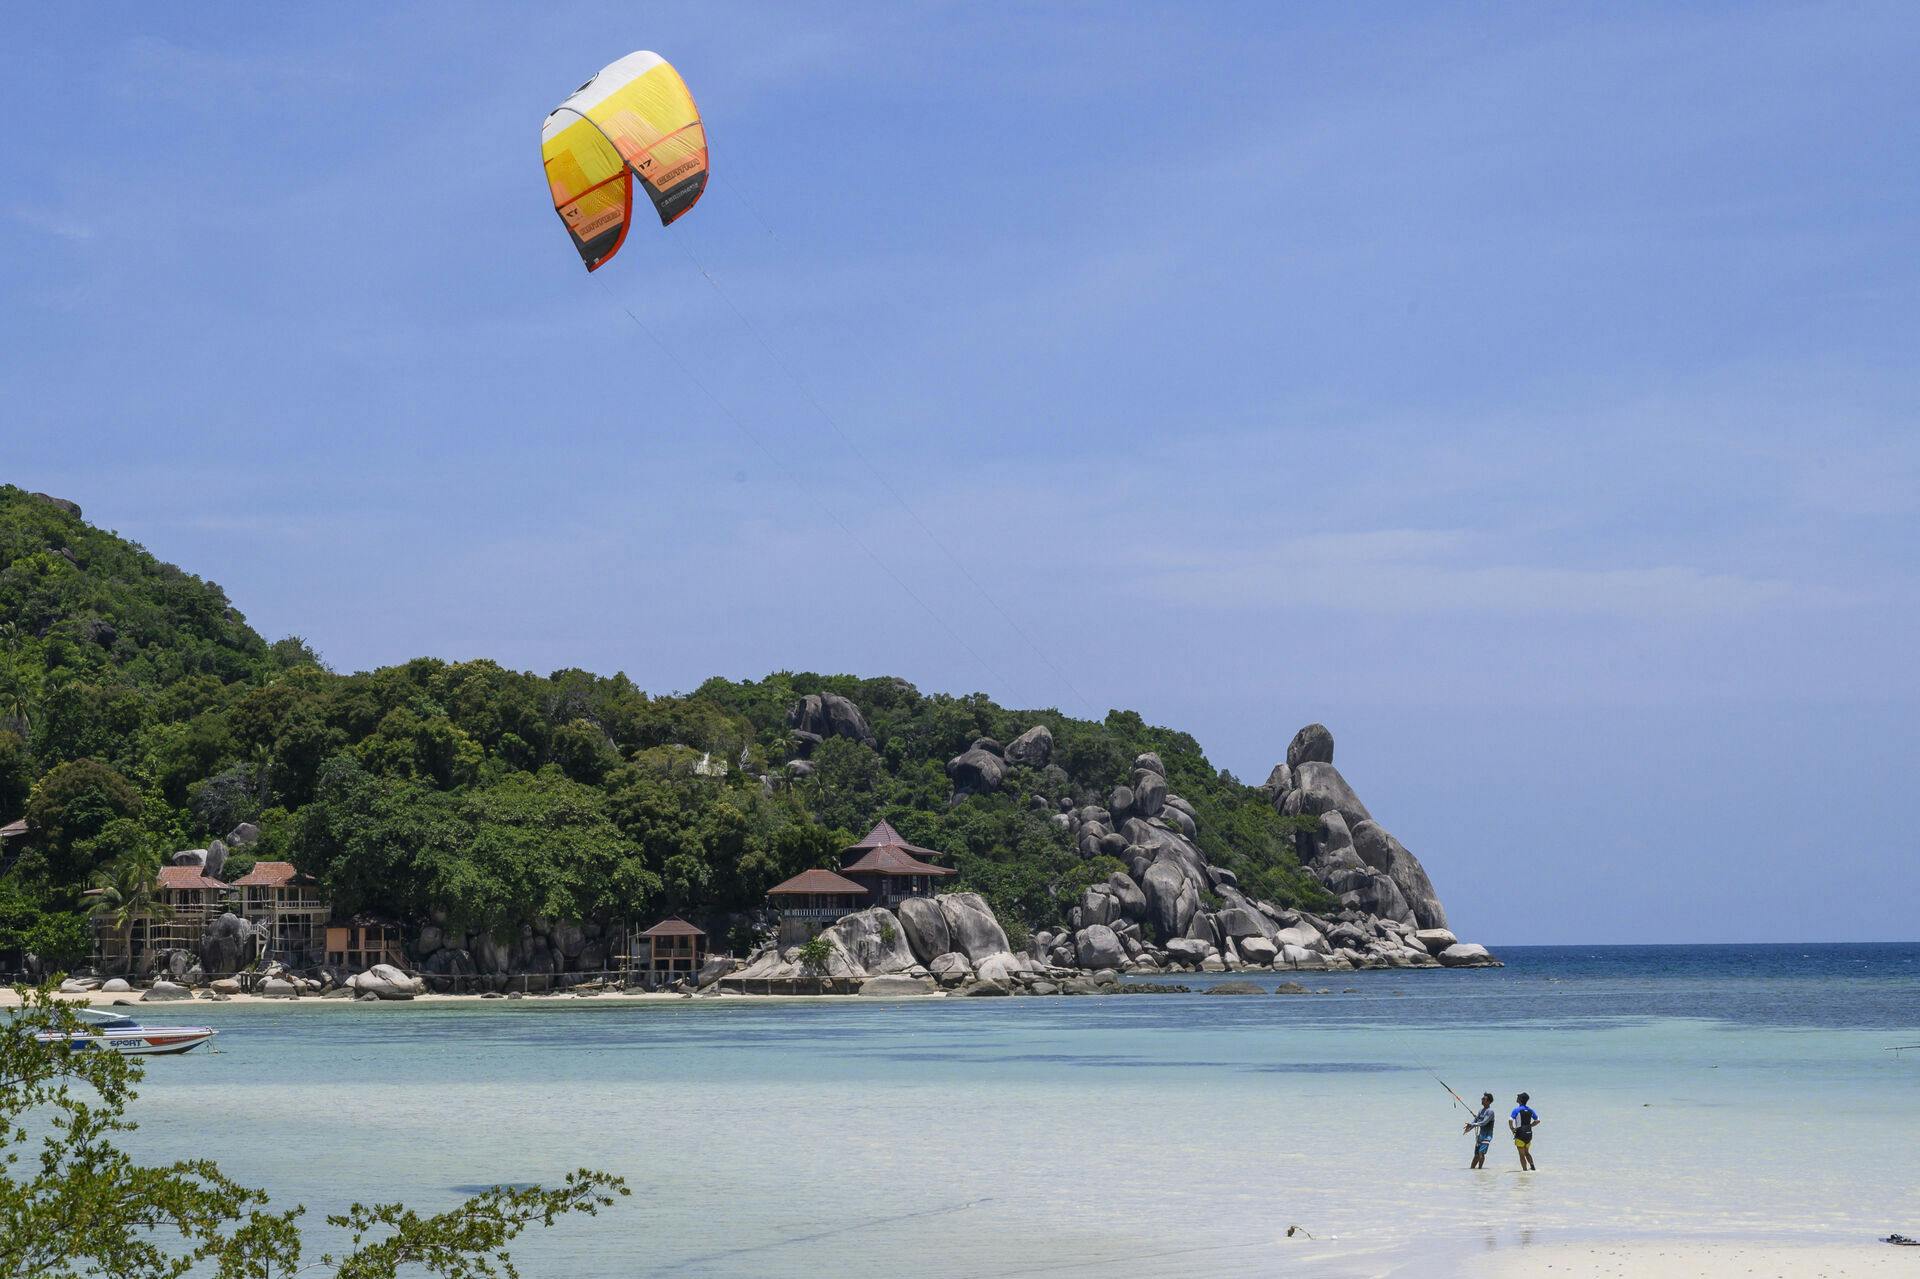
[766,867,869,949]
[233,861,329,966]
[635,917,707,984]
[93,866,234,970]
[323,917,405,971]
[836,820,955,909]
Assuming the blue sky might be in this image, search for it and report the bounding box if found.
[3,4,1915,944]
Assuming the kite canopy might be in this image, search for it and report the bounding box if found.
[541,50,708,271]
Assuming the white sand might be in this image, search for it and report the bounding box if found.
[1486,1241,1913,1277]
[0,986,895,1009]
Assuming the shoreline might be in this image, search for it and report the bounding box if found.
[0,986,906,1009]
[1481,1241,1911,1277]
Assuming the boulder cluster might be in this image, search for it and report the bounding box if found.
[1267,724,1451,933]
[782,692,875,779]
[408,917,626,991]
[945,724,1057,798]
[1031,739,1493,973]
[728,891,1060,995]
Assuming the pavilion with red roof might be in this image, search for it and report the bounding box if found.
[764,820,956,946]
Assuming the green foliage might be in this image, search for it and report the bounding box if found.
[0,487,1333,949]
[23,758,144,884]
[0,983,626,1278]
[795,935,834,974]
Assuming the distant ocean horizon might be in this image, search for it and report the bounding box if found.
[116,941,1918,1277]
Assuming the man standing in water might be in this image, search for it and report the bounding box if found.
[1510,1093,1541,1170]
[1464,1092,1496,1169]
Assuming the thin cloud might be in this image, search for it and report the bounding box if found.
[1135,530,1827,618]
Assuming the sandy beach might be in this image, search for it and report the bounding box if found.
[1486,1242,1913,1277]
[0,986,882,1009]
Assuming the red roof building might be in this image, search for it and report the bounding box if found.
[763,822,958,948]
[636,917,707,983]
[156,866,230,893]
[837,821,955,909]
[234,862,328,966]
[766,868,869,949]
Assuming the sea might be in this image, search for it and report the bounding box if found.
[102,943,1919,1277]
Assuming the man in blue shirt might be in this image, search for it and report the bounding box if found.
[1463,1092,1496,1169]
[1509,1093,1541,1170]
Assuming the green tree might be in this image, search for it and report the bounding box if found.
[23,758,144,884]
[85,831,171,970]
[0,729,31,820]
[0,984,627,1278]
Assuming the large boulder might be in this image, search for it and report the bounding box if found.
[975,952,1029,987]
[1313,811,1355,859]
[1287,723,1335,767]
[1214,906,1275,942]
[937,893,1011,962]
[203,839,228,880]
[1131,770,1167,819]
[1133,752,1166,778]
[197,913,261,976]
[1261,762,1293,797]
[1437,943,1499,968]
[946,748,1007,796]
[1073,924,1126,971]
[169,848,208,869]
[476,933,512,975]
[928,952,973,986]
[1292,761,1372,827]
[101,977,131,993]
[1143,860,1197,940]
[820,908,919,975]
[1237,936,1278,965]
[1004,725,1054,767]
[1351,821,1448,930]
[1105,872,1148,921]
[142,980,192,1002]
[859,974,936,997]
[226,822,261,847]
[349,964,421,1000]
[787,693,875,749]
[1272,923,1329,954]
[1413,928,1458,954]
[1079,887,1116,928]
[423,947,475,977]
[896,896,952,963]
[1163,938,1216,968]
[550,920,588,960]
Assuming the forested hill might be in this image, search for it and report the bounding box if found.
[0,484,1324,963]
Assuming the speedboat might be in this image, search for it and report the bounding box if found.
[35,1006,219,1056]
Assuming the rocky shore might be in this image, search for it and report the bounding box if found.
[716,720,1495,998]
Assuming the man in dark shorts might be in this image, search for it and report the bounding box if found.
[1464,1092,1496,1169]
[1510,1092,1541,1170]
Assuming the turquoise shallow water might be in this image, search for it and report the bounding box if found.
[96,944,1920,1277]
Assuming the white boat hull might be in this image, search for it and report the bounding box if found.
[38,1026,219,1056]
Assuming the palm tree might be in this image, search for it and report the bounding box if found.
[0,658,35,738]
[88,845,171,973]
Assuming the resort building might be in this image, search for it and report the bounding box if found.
[93,866,234,971]
[634,917,707,984]
[233,861,329,966]
[323,917,405,971]
[836,819,956,908]
[764,821,958,946]
[766,868,870,948]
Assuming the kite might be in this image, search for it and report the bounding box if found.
[542,51,708,271]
